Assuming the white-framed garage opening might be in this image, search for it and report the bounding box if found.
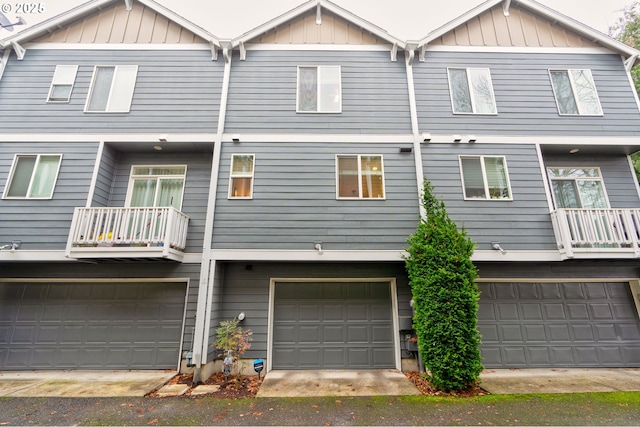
[267,278,401,372]
[477,278,640,368]
[0,278,190,370]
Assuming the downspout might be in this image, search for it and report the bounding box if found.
[405,43,425,373]
[192,40,233,385]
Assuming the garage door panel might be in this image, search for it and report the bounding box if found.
[480,281,640,368]
[498,304,518,320]
[0,282,185,370]
[272,281,394,369]
[623,346,640,363]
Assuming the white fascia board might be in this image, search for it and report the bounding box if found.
[0,133,217,142]
[423,45,615,55]
[231,0,405,50]
[25,43,212,51]
[221,133,414,143]
[208,249,406,262]
[0,0,220,50]
[0,251,203,263]
[243,43,394,52]
[420,134,640,146]
[471,250,563,262]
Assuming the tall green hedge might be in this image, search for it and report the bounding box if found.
[404,181,483,391]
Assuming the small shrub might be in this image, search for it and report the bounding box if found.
[404,181,483,391]
[214,318,252,376]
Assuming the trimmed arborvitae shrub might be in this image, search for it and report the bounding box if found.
[404,181,483,391]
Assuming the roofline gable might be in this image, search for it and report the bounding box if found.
[231,0,406,50]
[416,0,640,63]
[0,0,220,49]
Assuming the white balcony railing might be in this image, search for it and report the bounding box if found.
[550,208,640,258]
[66,207,189,261]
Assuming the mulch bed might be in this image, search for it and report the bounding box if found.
[148,371,487,398]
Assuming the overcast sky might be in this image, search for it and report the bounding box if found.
[0,0,636,40]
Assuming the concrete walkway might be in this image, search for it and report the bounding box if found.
[0,370,175,397]
[480,368,640,394]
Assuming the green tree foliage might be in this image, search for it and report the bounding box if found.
[404,181,483,391]
[610,2,640,181]
[214,318,252,357]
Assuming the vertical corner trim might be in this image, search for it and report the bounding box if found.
[502,0,511,16]
[0,49,10,80]
[239,41,246,61]
[316,3,322,25]
[390,43,398,62]
[124,0,133,11]
[210,41,218,61]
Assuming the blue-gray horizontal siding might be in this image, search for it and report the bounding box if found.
[422,143,557,251]
[544,153,640,209]
[211,141,419,250]
[0,49,223,133]
[213,261,410,361]
[225,50,412,134]
[92,145,117,207]
[0,262,201,362]
[415,52,640,135]
[0,142,98,249]
[108,151,212,253]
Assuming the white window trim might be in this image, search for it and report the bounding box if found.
[547,166,611,209]
[459,155,513,201]
[549,69,603,116]
[335,154,386,200]
[47,65,78,103]
[447,67,498,115]
[2,153,63,200]
[296,65,342,114]
[228,154,255,199]
[84,65,138,113]
[124,164,187,210]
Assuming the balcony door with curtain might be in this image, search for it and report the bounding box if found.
[124,166,186,243]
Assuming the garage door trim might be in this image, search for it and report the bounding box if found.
[268,277,400,372]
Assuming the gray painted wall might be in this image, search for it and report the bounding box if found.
[0,142,98,249]
[225,50,412,134]
[211,141,420,250]
[0,49,223,133]
[414,52,640,136]
[422,143,557,251]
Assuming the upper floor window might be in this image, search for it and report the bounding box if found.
[548,167,608,209]
[447,68,497,114]
[47,65,78,102]
[125,165,186,210]
[3,154,62,199]
[336,155,385,199]
[85,65,138,113]
[297,66,341,113]
[549,69,602,116]
[460,155,511,200]
[229,154,255,199]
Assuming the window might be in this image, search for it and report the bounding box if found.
[125,165,186,210]
[229,154,255,199]
[85,65,138,112]
[548,168,608,209]
[47,65,78,102]
[297,66,341,113]
[3,154,62,199]
[448,68,497,114]
[549,69,602,115]
[460,156,511,200]
[337,155,385,199]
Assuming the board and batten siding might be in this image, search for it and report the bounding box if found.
[108,151,212,253]
[213,262,411,361]
[0,262,201,363]
[211,141,419,250]
[544,153,640,209]
[0,142,99,250]
[414,52,640,136]
[224,50,412,134]
[0,49,223,133]
[422,143,557,251]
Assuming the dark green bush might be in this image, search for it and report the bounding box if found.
[404,181,483,391]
